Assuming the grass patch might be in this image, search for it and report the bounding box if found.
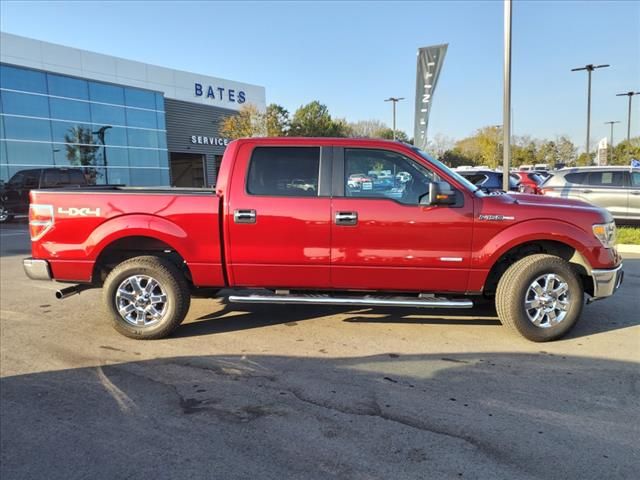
[617,226,640,245]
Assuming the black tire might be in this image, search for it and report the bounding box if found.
[0,205,13,223]
[495,254,584,342]
[103,255,191,339]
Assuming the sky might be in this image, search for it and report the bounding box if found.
[1,0,638,150]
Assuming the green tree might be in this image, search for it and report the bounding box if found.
[220,104,266,139]
[374,128,410,142]
[475,125,502,168]
[452,126,502,167]
[265,103,290,137]
[64,126,100,183]
[611,137,640,165]
[536,140,560,166]
[555,136,577,165]
[289,101,349,137]
[575,152,594,166]
[511,136,537,167]
[440,149,474,168]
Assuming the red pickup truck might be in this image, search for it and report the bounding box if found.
[23,138,623,341]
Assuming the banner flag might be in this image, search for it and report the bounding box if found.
[414,44,448,150]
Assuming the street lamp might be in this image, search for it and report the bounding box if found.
[615,91,640,142]
[571,64,610,155]
[502,0,513,191]
[384,97,405,140]
[92,125,112,184]
[604,121,620,164]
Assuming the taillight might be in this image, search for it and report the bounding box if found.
[29,204,54,240]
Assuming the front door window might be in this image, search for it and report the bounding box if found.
[344,148,438,205]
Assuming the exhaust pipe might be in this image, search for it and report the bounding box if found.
[55,285,92,300]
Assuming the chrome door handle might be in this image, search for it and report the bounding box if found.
[631,191,640,195]
[234,209,256,224]
[335,211,358,226]
[580,189,592,193]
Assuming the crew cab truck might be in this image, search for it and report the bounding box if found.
[23,138,623,341]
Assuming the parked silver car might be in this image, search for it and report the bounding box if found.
[541,166,639,222]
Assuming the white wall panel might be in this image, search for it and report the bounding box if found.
[0,32,266,112]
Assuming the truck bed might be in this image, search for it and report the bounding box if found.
[29,188,224,287]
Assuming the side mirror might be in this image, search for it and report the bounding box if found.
[421,181,456,206]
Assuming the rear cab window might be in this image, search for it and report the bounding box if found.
[42,169,87,187]
[247,147,320,196]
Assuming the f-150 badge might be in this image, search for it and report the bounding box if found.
[57,207,101,217]
[478,214,515,221]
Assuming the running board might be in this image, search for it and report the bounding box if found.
[228,293,473,309]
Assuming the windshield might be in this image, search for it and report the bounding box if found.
[411,147,480,193]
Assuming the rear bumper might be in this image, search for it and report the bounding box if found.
[23,258,52,281]
[590,263,623,301]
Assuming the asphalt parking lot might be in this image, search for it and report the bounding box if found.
[1,221,639,480]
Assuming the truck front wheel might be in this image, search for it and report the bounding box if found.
[103,256,191,339]
[495,254,583,342]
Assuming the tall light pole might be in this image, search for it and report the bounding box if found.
[604,121,620,164]
[384,97,405,140]
[571,63,610,155]
[502,0,512,192]
[616,91,640,142]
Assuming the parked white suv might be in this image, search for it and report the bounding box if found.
[540,166,639,222]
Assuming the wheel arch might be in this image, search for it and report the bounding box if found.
[92,235,192,286]
[483,239,593,296]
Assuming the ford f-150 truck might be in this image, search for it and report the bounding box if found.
[23,138,623,341]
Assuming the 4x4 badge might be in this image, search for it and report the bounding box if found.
[57,207,101,217]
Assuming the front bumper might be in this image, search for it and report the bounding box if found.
[23,258,52,281]
[589,263,623,302]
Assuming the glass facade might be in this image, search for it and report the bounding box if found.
[0,63,170,185]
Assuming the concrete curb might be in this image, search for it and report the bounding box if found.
[617,244,640,254]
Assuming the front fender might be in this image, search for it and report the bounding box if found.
[473,219,603,270]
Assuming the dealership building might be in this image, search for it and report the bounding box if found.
[0,32,266,187]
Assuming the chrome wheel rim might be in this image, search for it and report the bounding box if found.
[115,275,168,327]
[524,273,570,328]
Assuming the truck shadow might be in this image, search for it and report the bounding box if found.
[178,258,639,340]
[176,300,502,339]
[1,352,638,479]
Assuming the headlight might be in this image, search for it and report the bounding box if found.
[592,222,616,249]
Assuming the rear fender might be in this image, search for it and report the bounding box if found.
[85,214,189,262]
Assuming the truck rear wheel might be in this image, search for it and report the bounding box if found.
[103,256,191,339]
[495,254,583,342]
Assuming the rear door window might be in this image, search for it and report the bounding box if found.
[631,172,640,187]
[247,147,320,196]
[586,171,625,187]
